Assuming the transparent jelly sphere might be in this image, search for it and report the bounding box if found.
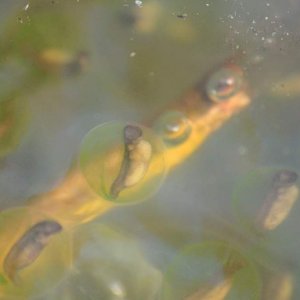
[232,167,299,234]
[206,67,243,103]
[162,241,261,300]
[232,167,300,273]
[39,222,162,300]
[153,111,192,146]
[79,122,166,204]
[0,207,72,299]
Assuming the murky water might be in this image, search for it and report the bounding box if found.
[0,0,300,299]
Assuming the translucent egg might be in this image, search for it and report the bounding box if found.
[0,207,72,299]
[263,271,295,300]
[162,241,261,300]
[39,223,162,300]
[232,167,299,234]
[206,68,243,103]
[233,167,300,268]
[79,122,166,204]
[153,111,192,146]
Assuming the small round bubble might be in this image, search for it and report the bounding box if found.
[79,122,166,204]
[206,68,242,103]
[162,241,261,300]
[153,111,192,145]
[0,207,72,299]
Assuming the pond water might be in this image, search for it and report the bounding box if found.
[0,0,300,299]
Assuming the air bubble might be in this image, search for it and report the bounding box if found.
[79,122,166,204]
[153,111,192,146]
[206,68,243,103]
[0,207,72,299]
[162,241,261,300]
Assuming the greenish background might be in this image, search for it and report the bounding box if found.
[0,0,300,299]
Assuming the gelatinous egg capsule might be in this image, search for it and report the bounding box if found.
[256,170,299,231]
[185,278,232,300]
[232,168,299,233]
[40,223,162,300]
[153,111,192,146]
[205,67,243,103]
[0,207,72,298]
[162,241,261,300]
[79,122,166,204]
[263,271,294,300]
[3,220,62,283]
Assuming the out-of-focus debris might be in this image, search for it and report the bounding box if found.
[120,1,162,33]
[135,0,143,8]
[176,13,188,20]
[271,74,300,97]
[37,48,89,75]
[165,18,196,42]
[263,271,294,300]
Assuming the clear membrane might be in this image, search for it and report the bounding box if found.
[0,207,72,299]
[232,166,299,235]
[79,122,166,204]
[39,222,162,300]
[162,241,261,300]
